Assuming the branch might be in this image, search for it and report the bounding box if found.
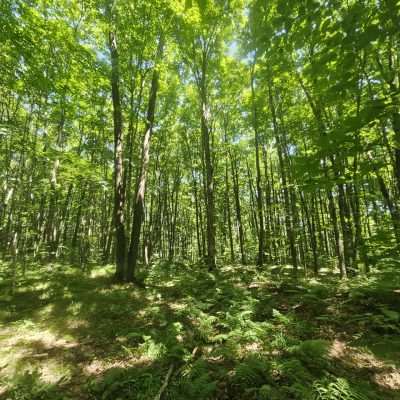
[154,363,174,400]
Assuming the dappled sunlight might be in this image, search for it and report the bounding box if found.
[167,301,187,311]
[2,2,400,400]
[374,371,400,391]
[0,326,79,390]
[328,339,400,391]
[0,262,399,398]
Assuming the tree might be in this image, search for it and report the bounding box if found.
[106,0,126,281]
[127,35,164,282]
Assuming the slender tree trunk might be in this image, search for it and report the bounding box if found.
[109,26,126,281]
[268,81,297,276]
[246,160,259,238]
[298,74,347,277]
[230,153,246,264]
[300,192,319,274]
[199,57,216,270]
[336,179,354,274]
[127,37,164,282]
[368,153,400,244]
[251,65,265,267]
[225,159,235,263]
[262,145,272,263]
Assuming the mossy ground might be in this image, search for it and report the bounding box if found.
[0,261,399,399]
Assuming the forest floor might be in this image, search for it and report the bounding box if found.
[0,261,400,400]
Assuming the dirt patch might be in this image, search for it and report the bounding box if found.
[374,370,400,391]
[329,339,400,391]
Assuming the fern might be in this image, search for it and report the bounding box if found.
[278,358,314,384]
[167,359,217,400]
[196,313,218,342]
[257,384,282,400]
[3,369,66,400]
[232,355,271,387]
[291,340,330,371]
[313,377,368,400]
[89,367,162,400]
[138,335,167,360]
[270,331,290,351]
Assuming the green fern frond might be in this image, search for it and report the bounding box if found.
[232,355,271,387]
[313,377,368,400]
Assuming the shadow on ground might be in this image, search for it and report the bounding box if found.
[0,261,399,399]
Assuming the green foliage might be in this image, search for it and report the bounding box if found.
[270,330,291,351]
[196,313,218,343]
[1,370,67,400]
[166,359,218,400]
[232,355,271,387]
[312,377,368,400]
[1,261,400,400]
[380,308,400,323]
[88,367,162,400]
[257,384,282,400]
[291,340,330,372]
[137,335,167,360]
[278,358,314,384]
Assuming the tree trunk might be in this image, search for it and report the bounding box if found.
[251,65,265,267]
[268,81,297,276]
[127,37,164,282]
[109,26,126,282]
[230,152,246,264]
[199,51,216,271]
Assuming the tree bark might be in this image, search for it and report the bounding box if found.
[230,152,246,264]
[199,50,216,271]
[127,37,164,282]
[109,27,126,282]
[251,65,265,267]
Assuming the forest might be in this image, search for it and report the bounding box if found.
[1,0,400,399]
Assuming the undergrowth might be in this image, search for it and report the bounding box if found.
[0,261,399,399]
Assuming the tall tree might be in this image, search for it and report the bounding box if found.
[107,1,126,281]
[127,36,164,282]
